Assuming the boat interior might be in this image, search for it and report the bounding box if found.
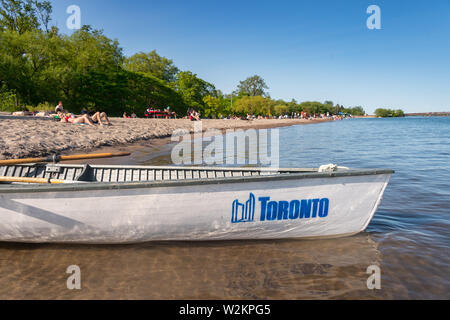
[0,164,319,184]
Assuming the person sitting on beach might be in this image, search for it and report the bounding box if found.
[123,112,130,119]
[189,109,201,121]
[55,101,66,114]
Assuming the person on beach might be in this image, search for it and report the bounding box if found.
[89,111,111,126]
[56,104,111,126]
[58,112,95,126]
[55,101,66,114]
[189,109,201,121]
[79,107,112,125]
[186,108,193,119]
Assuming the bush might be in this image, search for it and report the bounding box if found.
[375,108,405,118]
[33,102,54,112]
[393,109,405,117]
[343,106,366,116]
[0,90,18,112]
[232,96,275,116]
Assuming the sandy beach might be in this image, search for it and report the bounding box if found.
[0,117,331,160]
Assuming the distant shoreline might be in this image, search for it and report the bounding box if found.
[405,112,450,117]
[354,114,450,118]
[352,115,377,118]
[0,117,333,160]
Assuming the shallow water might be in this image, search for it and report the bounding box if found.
[0,117,448,299]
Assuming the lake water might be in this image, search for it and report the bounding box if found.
[0,117,448,299]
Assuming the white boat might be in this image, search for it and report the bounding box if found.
[0,164,393,244]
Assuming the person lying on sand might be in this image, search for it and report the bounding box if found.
[90,111,111,126]
[58,112,95,126]
[80,108,111,126]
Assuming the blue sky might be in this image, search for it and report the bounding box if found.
[49,0,450,113]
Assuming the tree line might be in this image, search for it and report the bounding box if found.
[1,0,372,118]
[374,108,405,118]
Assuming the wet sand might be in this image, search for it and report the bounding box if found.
[2,233,442,300]
[0,117,330,160]
[0,235,385,300]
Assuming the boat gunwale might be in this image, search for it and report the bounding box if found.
[2,163,320,172]
[0,168,394,194]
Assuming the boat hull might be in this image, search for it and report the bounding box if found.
[0,172,391,244]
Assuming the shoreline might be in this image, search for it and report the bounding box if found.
[0,117,332,161]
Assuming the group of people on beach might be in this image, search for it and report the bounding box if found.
[187,108,201,121]
[50,102,344,125]
[123,112,137,119]
[55,102,111,126]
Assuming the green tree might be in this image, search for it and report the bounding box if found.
[0,24,125,109]
[34,0,51,32]
[53,26,124,111]
[297,101,327,115]
[375,108,404,118]
[273,104,289,116]
[126,71,187,116]
[343,106,366,116]
[0,0,51,34]
[352,106,365,116]
[324,100,334,113]
[375,108,391,117]
[65,25,124,73]
[286,99,299,113]
[202,94,231,118]
[236,75,269,97]
[232,96,274,116]
[334,104,344,115]
[393,109,405,117]
[174,71,216,112]
[0,85,17,111]
[0,29,57,105]
[124,50,179,83]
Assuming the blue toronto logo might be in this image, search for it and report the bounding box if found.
[231,193,330,224]
[232,193,256,223]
